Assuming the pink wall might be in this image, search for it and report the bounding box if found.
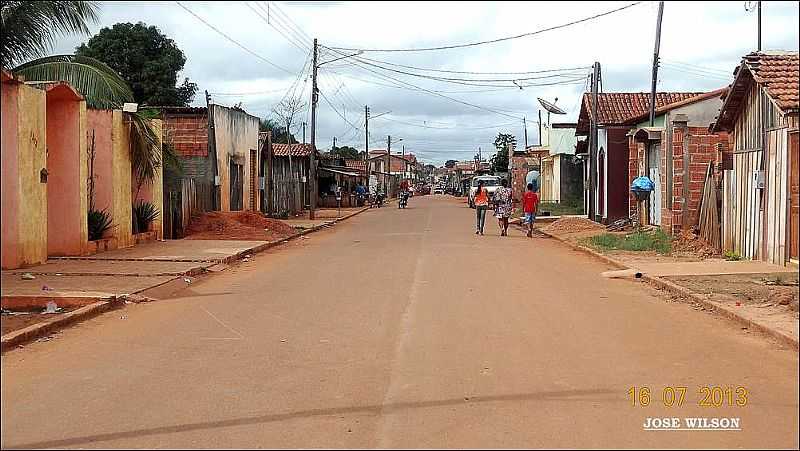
[87,109,113,216]
[1,81,20,268]
[46,92,83,255]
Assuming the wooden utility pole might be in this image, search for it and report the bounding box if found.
[588,62,600,222]
[309,37,318,219]
[523,116,528,149]
[205,90,219,211]
[333,136,336,150]
[649,1,664,127]
[302,122,306,144]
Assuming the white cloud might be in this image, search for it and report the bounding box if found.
[50,1,798,164]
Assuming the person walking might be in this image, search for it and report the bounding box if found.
[474,179,489,235]
[522,182,540,238]
[493,178,513,236]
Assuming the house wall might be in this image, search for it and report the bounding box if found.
[132,119,164,239]
[1,78,21,268]
[87,110,114,214]
[2,82,48,268]
[46,92,88,256]
[111,110,134,248]
[549,128,578,156]
[211,105,260,212]
[723,83,786,263]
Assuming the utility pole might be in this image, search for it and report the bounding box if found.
[265,130,274,215]
[205,90,219,211]
[538,110,543,146]
[757,1,761,51]
[523,116,528,149]
[333,136,336,151]
[649,1,664,127]
[302,122,306,144]
[365,105,370,193]
[386,135,391,198]
[589,62,600,222]
[309,38,318,220]
[402,144,405,180]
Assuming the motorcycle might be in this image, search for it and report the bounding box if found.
[371,192,385,208]
[399,190,409,209]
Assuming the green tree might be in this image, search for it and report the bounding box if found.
[76,22,197,106]
[490,132,516,173]
[259,118,298,144]
[445,159,457,169]
[2,2,165,214]
[332,145,359,159]
[1,1,99,68]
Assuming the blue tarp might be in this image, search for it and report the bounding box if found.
[631,176,655,192]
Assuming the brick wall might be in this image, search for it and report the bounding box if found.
[628,127,729,235]
[163,113,208,157]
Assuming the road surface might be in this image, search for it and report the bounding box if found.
[2,195,798,449]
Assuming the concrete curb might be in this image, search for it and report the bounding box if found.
[1,298,123,353]
[538,228,799,350]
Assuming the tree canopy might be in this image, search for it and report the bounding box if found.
[259,118,298,144]
[490,132,516,173]
[332,145,359,159]
[76,22,197,106]
[445,160,457,168]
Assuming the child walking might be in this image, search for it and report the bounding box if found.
[522,183,539,238]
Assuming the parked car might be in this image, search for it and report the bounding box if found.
[467,175,501,208]
[433,185,444,195]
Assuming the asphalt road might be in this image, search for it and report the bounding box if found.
[2,195,798,449]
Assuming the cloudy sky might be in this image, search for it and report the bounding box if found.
[54,1,799,165]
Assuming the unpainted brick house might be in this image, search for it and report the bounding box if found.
[626,88,729,235]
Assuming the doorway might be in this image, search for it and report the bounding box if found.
[647,141,661,226]
[230,160,243,211]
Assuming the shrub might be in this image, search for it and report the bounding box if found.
[133,200,159,233]
[724,250,742,261]
[88,208,113,241]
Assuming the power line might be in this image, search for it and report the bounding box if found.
[373,116,518,130]
[247,2,309,54]
[174,1,296,75]
[330,70,521,94]
[347,54,592,76]
[319,90,363,135]
[327,50,592,87]
[330,2,642,52]
[265,1,313,44]
[661,58,732,76]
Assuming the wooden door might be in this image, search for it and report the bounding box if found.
[790,131,799,261]
[249,149,257,211]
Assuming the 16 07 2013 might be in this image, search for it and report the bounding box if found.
[627,386,748,407]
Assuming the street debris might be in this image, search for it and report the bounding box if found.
[43,301,61,314]
[41,285,54,291]
[21,273,36,280]
[184,278,192,284]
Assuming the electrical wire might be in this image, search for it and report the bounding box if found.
[329,2,642,52]
[247,2,309,54]
[344,54,592,76]
[325,48,525,120]
[174,1,296,75]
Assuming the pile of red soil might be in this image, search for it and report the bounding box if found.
[541,217,604,234]
[184,211,297,241]
[671,230,720,259]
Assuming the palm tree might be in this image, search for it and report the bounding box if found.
[2,1,166,191]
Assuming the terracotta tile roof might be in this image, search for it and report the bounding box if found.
[273,143,315,157]
[626,88,728,124]
[344,159,367,172]
[577,92,705,132]
[742,51,799,111]
[713,51,799,132]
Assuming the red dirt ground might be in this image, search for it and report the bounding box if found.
[184,211,297,242]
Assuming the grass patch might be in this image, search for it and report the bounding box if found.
[538,198,584,216]
[723,250,742,261]
[585,230,672,254]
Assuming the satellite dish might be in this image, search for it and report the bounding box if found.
[537,97,566,115]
